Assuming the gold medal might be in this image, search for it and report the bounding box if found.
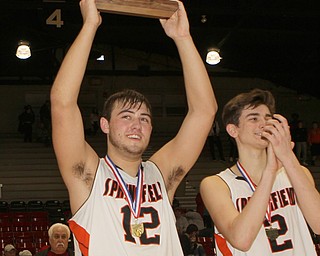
[131,222,144,237]
[265,227,279,241]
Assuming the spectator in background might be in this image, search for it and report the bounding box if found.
[89,107,100,135]
[172,196,180,210]
[34,223,74,256]
[39,100,51,146]
[19,250,32,256]
[195,192,212,229]
[175,207,189,235]
[4,244,16,256]
[289,113,300,128]
[18,105,35,142]
[207,120,225,161]
[289,113,300,154]
[195,192,204,218]
[179,224,206,256]
[294,120,308,166]
[308,121,320,166]
[40,100,51,131]
[185,209,205,231]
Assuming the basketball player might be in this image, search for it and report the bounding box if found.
[200,89,320,255]
[50,0,217,255]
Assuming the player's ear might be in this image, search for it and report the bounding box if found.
[226,124,238,138]
[100,117,110,134]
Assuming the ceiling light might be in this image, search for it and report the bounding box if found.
[206,48,221,65]
[16,40,31,59]
[201,15,207,23]
[96,54,105,61]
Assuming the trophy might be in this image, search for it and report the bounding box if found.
[96,0,179,19]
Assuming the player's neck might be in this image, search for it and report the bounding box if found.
[107,152,142,177]
[236,148,267,184]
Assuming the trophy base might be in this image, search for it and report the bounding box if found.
[96,0,179,19]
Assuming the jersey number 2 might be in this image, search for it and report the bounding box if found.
[265,214,293,253]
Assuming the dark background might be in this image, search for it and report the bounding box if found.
[0,0,319,97]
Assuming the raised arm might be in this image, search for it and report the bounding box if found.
[50,0,101,213]
[150,1,217,200]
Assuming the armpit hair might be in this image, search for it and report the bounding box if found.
[72,161,93,185]
[167,166,185,191]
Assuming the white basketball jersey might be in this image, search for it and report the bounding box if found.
[69,158,183,256]
[214,167,317,256]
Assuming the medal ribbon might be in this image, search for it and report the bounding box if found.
[236,161,272,224]
[105,155,143,219]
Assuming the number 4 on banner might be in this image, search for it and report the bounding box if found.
[46,9,64,28]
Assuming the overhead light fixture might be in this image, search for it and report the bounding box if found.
[206,48,221,65]
[16,40,31,59]
[201,15,207,23]
[96,54,105,61]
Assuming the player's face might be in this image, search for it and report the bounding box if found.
[49,227,69,254]
[236,104,272,148]
[107,102,152,156]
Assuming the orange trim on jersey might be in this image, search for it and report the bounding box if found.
[215,234,233,256]
[69,220,90,256]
